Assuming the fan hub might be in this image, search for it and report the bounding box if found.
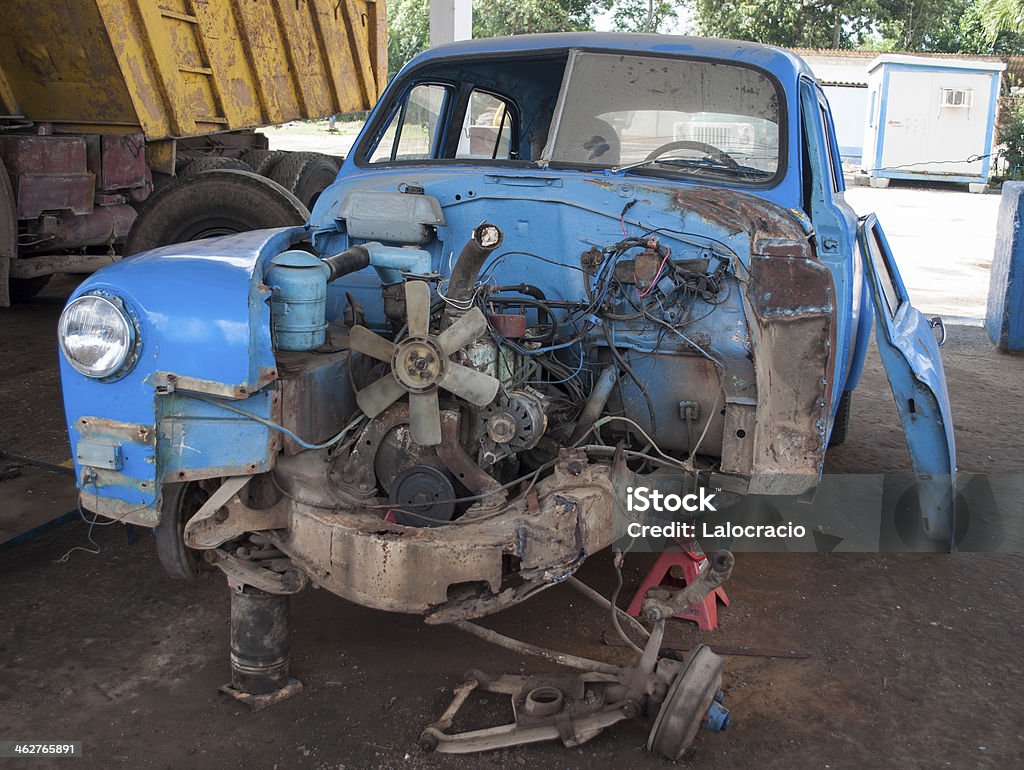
[393,338,445,392]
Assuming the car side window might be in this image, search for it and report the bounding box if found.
[455,91,515,160]
[369,84,449,164]
[864,224,903,319]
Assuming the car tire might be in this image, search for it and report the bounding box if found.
[178,156,253,177]
[124,169,309,255]
[828,390,852,447]
[154,481,211,581]
[239,148,288,176]
[268,152,339,211]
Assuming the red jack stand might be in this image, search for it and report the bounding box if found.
[626,544,730,631]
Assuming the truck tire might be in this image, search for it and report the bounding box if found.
[268,152,339,210]
[828,390,852,447]
[239,148,288,176]
[179,156,252,177]
[125,169,309,255]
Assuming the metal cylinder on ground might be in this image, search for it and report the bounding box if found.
[229,584,292,695]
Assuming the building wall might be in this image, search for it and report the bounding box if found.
[822,85,868,164]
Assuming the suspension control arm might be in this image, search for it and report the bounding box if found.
[641,550,735,622]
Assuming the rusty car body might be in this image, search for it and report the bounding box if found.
[58,32,956,629]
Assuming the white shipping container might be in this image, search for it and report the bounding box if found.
[862,55,1004,185]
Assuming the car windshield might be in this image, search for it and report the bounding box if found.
[546,52,782,182]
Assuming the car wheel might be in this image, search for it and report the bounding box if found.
[124,169,309,255]
[268,152,339,211]
[154,481,212,581]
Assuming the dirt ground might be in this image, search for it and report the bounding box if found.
[2,276,1023,769]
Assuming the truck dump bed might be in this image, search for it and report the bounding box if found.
[0,0,386,139]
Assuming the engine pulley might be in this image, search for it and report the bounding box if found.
[388,465,458,527]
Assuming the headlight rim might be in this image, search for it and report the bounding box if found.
[58,292,140,381]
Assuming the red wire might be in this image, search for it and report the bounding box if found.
[637,247,671,299]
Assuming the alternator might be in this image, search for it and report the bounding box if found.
[478,390,547,466]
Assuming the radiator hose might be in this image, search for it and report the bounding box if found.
[321,244,371,282]
[446,223,503,305]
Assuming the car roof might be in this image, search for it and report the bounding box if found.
[411,32,814,82]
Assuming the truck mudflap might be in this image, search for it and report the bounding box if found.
[858,214,957,544]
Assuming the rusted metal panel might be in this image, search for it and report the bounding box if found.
[742,254,836,494]
[15,175,96,218]
[0,1,387,140]
[100,134,148,190]
[0,135,88,176]
[74,415,159,526]
[276,346,355,455]
[276,452,627,619]
[669,186,835,492]
[0,135,95,217]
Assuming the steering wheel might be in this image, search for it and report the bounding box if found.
[644,140,739,170]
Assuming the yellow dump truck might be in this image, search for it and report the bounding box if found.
[0,0,387,305]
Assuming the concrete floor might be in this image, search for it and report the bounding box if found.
[844,184,1000,323]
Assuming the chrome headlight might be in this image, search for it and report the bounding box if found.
[58,294,135,379]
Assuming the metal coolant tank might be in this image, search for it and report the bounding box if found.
[266,250,331,351]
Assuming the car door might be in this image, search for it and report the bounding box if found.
[799,78,865,416]
[858,213,957,545]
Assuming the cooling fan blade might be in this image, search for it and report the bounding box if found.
[440,362,500,406]
[349,280,501,447]
[349,325,395,362]
[409,392,442,445]
[406,279,431,338]
[436,307,489,356]
[355,375,406,417]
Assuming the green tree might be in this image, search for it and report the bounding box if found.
[387,0,611,77]
[609,0,679,32]
[690,0,1024,53]
[871,0,1024,53]
[997,94,1024,178]
[691,0,879,49]
[474,0,606,38]
[978,0,1024,40]
[387,0,430,77]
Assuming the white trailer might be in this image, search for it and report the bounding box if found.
[862,54,1004,188]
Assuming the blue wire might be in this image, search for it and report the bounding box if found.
[193,395,365,450]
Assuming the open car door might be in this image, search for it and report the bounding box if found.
[858,214,957,545]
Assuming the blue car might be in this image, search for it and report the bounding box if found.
[58,33,955,627]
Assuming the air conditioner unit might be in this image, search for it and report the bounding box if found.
[939,88,973,108]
